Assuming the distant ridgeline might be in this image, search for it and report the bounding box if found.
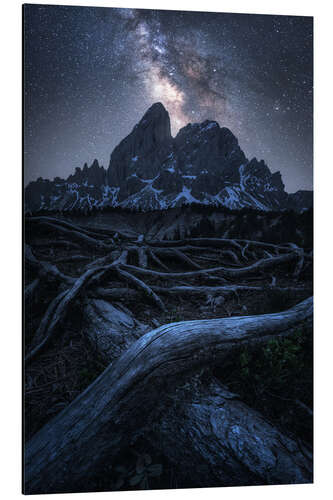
[25,102,313,214]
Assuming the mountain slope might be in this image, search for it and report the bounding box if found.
[25,102,312,213]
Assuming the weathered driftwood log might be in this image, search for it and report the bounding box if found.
[82,298,149,361]
[24,297,312,494]
[81,299,313,488]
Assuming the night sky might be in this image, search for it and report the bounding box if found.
[24,4,313,192]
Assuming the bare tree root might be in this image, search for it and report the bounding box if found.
[154,247,202,269]
[27,216,114,241]
[120,252,298,281]
[152,284,309,297]
[25,245,75,286]
[30,220,114,250]
[85,251,121,270]
[294,249,305,278]
[88,287,140,301]
[220,249,242,265]
[148,237,244,251]
[24,297,312,494]
[25,289,69,364]
[148,237,291,255]
[25,265,113,365]
[26,249,135,364]
[148,249,171,271]
[25,278,40,304]
[115,267,166,311]
[241,242,249,260]
[52,255,92,264]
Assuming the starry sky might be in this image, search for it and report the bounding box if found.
[24,4,313,192]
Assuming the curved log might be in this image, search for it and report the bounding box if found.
[82,298,148,361]
[24,297,312,494]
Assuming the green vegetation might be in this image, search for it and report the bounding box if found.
[214,323,313,443]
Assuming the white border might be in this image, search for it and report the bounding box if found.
[1,1,332,499]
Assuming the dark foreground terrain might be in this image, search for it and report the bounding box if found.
[24,206,313,494]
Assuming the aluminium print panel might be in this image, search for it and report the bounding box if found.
[23,3,313,494]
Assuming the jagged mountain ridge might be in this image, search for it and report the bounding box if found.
[25,102,313,213]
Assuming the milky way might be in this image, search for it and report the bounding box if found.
[24,5,313,192]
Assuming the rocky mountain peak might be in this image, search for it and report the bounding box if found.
[139,102,171,135]
[25,103,313,213]
[107,102,172,191]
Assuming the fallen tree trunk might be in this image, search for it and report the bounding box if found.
[24,297,312,494]
[147,375,312,487]
[82,298,149,361]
